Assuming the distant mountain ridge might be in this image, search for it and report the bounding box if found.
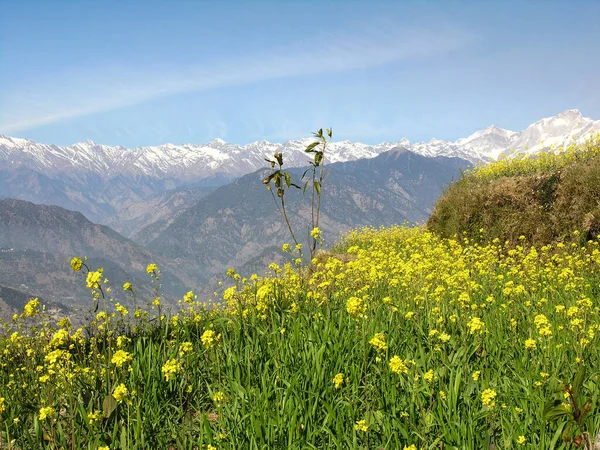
[144,148,470,284]
[0,109,598,237]
[0,198,194,310]
[1,109,598,178]
[0,283,68,322]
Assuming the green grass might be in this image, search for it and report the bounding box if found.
[1,225,600,448]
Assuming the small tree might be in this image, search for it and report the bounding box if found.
[263,128,332,261]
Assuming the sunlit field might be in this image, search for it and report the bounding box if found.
[2,143,600,449]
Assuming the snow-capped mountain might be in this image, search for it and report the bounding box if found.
[0,135,394,183]
[0,109,598,237]
[1,109,597,181]
[409,109,599,162]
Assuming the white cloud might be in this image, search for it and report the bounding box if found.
[0,25,471,133]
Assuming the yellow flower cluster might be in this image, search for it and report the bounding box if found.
[111,350,132,368]
[112,383,129,402]
[179,342,193,356]
[85,268,103,289]
[39,406,55,420]
[332,373,344,389]
[467,317,485,334]
[183,290,196,303]
[201,329,221,349]
[354,419,368,432]
[161,358,182,381]
[389,356,408,375]
[481,389,497,409]
[24,298,40,317]
[88,410,104,424]
[213,391,226,405]
[70,257,83,272]
[368,333,388,352]
[346,296,366,319]
[524,338,537,350]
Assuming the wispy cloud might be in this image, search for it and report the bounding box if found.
[0,25,471,133]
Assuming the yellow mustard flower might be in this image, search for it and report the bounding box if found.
[24,298,40,317]
[70,257,83,272]
[481,389,497,409]
[161,359,182,381]
[112,384,129,402]
[39,406,55,420]
[354,419,368,432]
[332,373,344,389]
[111,350,132,368]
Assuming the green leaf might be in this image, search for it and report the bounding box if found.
[121,426,127,448]
[572,364,587,399]
[314,153,323,166]
[284,171,292,188]
[103,394,117,418]
[314,181,321,195]
[301,168,312,180]
[277,188,284,198]
[304,142,320,153]
[549,422,566,449]
[543,400,570,422]
[326,128,332,138]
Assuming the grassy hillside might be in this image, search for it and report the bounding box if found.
[2,223,600,448]
[427,134,600,246]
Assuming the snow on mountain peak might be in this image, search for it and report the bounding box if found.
[0,109,598,181]
[556,109,582,118]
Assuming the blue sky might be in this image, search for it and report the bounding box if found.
[1,0,599,147]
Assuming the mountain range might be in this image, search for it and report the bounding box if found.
[1,109,598,239]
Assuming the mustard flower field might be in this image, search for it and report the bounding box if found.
[1,224,599,449]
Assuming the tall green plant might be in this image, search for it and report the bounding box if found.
[263,128,331,260]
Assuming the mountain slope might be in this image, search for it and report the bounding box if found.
[0,283,69,322]
[145,149,469,283]
[0,199,193,310]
